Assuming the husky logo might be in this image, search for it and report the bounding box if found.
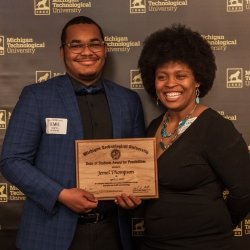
[130,0,146,13]
[0,36,4,55]
[227,0,243,12]
[233,222,243,236]
[0,184,8,202]
[132,218,144,236]
[34,0,50,15]
[227,68,243,88]
[111,149,121,160]
[130,70,143,89]
[36,71,51,83]
[0,110,7,129]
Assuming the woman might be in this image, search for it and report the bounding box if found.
[137,24,250,250]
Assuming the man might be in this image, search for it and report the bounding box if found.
[0,16,145,250]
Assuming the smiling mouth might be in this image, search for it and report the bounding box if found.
[76,59,99,66]
[165,92,181,98]
[76,55,100,62]
[77,58,97,62]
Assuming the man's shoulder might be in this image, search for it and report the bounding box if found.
[23,74,69,91]
[103,79,126,89]
[103,79,137,96]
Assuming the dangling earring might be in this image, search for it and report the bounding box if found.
[156,97,159,106]
[196,87,200,104]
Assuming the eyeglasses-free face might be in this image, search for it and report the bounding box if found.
[155,61,199,112]
[60,23,107,86]
[62,41,106,54]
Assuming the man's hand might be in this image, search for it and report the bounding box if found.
[58,188,98,213]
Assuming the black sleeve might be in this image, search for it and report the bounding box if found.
[205,116,250,227]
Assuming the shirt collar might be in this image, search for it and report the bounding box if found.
[68,74,103,95]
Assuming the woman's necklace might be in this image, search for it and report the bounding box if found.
[160,104,197,151]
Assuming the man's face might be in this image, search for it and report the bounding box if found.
[60,23,107,86]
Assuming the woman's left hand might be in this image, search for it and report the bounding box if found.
[115,193,142,209]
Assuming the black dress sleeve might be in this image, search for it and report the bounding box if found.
[205,113,250,227]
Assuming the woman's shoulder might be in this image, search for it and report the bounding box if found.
[197,106,232,126]
[196,106,241,141]
[146,113,164,136]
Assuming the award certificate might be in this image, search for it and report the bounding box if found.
[75,138,158,200]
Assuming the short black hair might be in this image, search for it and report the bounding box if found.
[61,16,104,44]
[138,24,217,98]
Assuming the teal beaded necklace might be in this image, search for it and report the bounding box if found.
[160,104,197,151]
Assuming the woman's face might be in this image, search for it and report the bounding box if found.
[155,61,199,112]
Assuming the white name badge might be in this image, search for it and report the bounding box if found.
[45,118,68,134]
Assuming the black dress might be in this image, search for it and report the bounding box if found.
[140,108,250,250]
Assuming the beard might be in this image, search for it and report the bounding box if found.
[63,54,105,85]
[77,71,102,83]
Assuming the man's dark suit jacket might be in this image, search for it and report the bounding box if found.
[0,74,145,250]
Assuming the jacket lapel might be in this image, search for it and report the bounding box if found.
[55,75,83,139]
[103,80,122,138]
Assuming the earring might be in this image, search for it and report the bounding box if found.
[156,97,159,106]
[196,87,200,104]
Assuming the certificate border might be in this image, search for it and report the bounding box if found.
[75,137,158,200]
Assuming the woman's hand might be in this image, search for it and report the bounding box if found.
[114,193,142,209]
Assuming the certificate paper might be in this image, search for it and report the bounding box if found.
[75,138,158,200]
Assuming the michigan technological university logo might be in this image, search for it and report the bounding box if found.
[105,35,141,53]
[132,218,145,236]
[227,68,243,88]
[227,0,243,12]
[34,0,92,15]
[202,34,237,52]
[0,36,4,55]
[130,70,144,89]
[233,219,250,237]
[0,109,12,136]
[0,183,8,202]
[36,71,52,83]
[130,0,146,13]
[0,110,7,129]
[36,70,64,83]
[0,183,26,202]
[2,37,45,54]
[34,0,50,15]
[130,0,188,14]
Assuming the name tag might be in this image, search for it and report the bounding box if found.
[45,118,67,134]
